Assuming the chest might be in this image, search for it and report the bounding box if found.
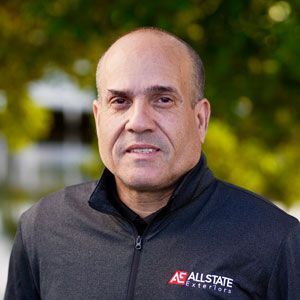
[35,217,269,300]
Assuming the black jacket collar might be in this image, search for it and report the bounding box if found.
[88,153,215,217]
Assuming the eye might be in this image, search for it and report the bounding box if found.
[155,96,174,107]
[112,98,127,104]
[158,97,172,103]
[110,97,131,109]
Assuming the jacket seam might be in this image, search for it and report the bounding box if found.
[19,217,41,299]
[266,223,300,291]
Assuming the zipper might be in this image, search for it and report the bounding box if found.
[135,235,142,250]
[126,234,143,300]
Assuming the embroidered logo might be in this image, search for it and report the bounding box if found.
[168,270,188,285]
[168,270,234,295]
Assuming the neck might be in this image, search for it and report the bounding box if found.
[115,180,175,218]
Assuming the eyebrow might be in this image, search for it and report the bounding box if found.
[144,85,178,95]
[107,89,134,98]
[107,85,179,98]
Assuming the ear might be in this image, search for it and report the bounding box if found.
[194,98,211,143]
[93,99,100,135]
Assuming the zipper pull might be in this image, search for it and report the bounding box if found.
[135,235,142,250]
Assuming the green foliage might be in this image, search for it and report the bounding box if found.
[0,92,51,150]
[204,119,300,205]
[0,0,299,204]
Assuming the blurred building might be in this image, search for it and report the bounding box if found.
[1,73,95,194]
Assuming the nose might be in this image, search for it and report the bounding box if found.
[125,100,156,133]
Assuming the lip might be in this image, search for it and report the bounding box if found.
[125,144,160,154]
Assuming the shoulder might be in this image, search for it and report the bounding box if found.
[206,179,300,277]
[214,179,299,238]
[19,181,98,237]
[24,180,97,214]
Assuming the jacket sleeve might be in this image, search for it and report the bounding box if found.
[266,223,300,300]
[4,223,40,300]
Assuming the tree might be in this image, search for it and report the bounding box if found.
[0,0,299,206]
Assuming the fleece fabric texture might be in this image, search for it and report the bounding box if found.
[5,156,300,299]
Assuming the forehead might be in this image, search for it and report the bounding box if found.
[100,32,192,96]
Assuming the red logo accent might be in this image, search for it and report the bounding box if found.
[168,270,188,285]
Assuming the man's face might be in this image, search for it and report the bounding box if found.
[93,33,210,192]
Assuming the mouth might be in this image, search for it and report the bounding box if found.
[125,144,160,154]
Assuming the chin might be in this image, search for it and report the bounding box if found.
[123,174,165,192]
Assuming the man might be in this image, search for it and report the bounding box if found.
[5,27,300,299]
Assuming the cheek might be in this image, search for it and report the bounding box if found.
[97,114,126,154]
[173,115,200,152]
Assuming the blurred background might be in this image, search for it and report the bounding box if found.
[0,0,299,296]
